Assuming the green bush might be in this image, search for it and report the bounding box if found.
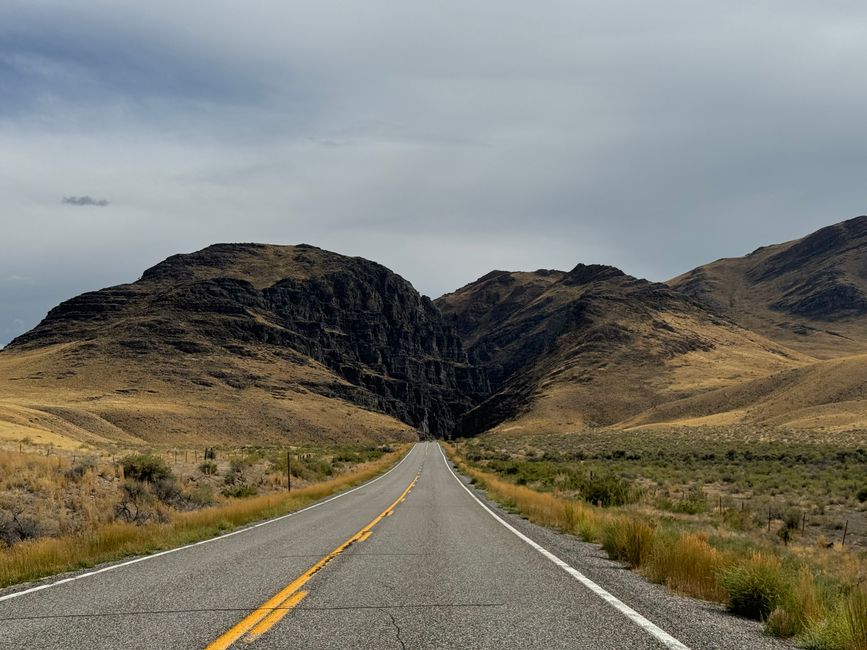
[199,461,218,476]
[580,475,634,507]
[121,454,172,484]
[717,553,791,620]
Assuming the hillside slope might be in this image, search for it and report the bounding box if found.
[0,244,488,446]
[669,215,867,359]
[436,265,808,435]
[625,352,867,431]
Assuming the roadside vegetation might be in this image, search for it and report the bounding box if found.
[447,429,867,650]
[0,442,406,588]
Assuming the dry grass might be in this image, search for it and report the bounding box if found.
[0,342,416,448]
[446,443,867,650]
[646,532,729,601]
[0,446,407,588]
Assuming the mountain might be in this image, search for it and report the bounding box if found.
[5,216,867,446]
[669,215,867,359]
[436,264,807,435]
[0,244,488,447]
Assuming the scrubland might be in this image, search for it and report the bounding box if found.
[0,440,406,588]
[448,427,867,650]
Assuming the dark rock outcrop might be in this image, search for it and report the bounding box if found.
[436,266,725,434]
[9,244,489,437]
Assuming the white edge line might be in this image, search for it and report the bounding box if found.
[0,443,419,603]
[438,444,691,650]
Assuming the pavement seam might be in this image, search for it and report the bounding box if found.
[0,603,507,621]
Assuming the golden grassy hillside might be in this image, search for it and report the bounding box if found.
[625,352,867,432]
[0,342,415,450]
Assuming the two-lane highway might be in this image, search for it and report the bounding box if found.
[0,442,786,649]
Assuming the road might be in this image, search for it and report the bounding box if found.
[0,442,788,649]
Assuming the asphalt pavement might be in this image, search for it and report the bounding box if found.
[0,442,790,649]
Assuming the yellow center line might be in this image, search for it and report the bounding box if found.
[243,591,308,644]
[205,470,421,650]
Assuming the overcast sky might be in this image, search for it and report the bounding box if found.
[2,1,867,346]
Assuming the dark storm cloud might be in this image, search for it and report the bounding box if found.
[62,196,108,207]
[2,1,867,346]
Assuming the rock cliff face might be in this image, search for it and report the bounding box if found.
[9,244,489,437]
[436,263,802,435]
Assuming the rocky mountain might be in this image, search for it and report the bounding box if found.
[0,244,488,445]
[436,264,806,435]
[669,215,867,359]
[4,215,867,446]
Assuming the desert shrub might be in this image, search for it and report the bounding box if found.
[656,487,708,514]
[722,507,756,531]
[857,486,867,503]
[332,447,384,464]
[188,485,215,507]
[121,454,172,484]
[783,508,802,530]
[114,480,157,524]
[199,461,218,476]
[580,474,634,507]
[0,505,47,546]
[224,458,251,486]
[222,484,258,498]
[152,477,183,505]
[717,553,791,620]
[602,518,655,568]
[64,457,96,481]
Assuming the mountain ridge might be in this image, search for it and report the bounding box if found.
[3,214,867,446]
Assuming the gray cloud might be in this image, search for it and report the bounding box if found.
[62,195,109,206]
[1,1,867,345]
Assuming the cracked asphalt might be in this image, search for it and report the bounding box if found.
[0,442,791,649]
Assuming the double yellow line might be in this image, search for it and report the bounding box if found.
[206,472,420,649]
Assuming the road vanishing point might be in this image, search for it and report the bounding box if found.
[0,443,787,649]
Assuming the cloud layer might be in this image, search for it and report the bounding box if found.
[2,1,867,345]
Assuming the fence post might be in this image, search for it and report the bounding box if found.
[768,507,772,531]
[842,520,848,546]
[287,450,291,492]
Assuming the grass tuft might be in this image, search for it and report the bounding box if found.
[646,532,728,601]
[601,517,655,568]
